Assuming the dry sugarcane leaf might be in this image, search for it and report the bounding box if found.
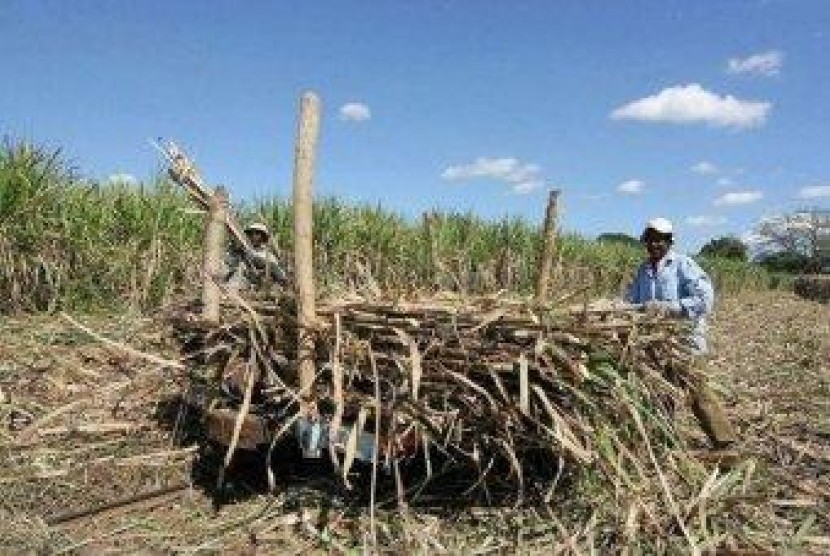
[488,368,510,403]
[518,353,530,415]
[421,429,433,478]
[443,369,499,411]
[549,331,587,347]
[393,327,422,400]
[329,312,345,471]
[342,405,369,485]
[532,384,592,463]
[497,434,524,505]
[217,353,257,490]
[470,308,506,333]
[546,341,587,383]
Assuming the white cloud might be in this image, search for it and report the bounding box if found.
[691,161,720,175]
[108,173,137,184]
[686,215,728,227]
[714,190,764,206]
[339,102,371,122]
[797,185,830,199]
[727,50,783,77]
[717,177,733,187]
[512,181,543,194]
[616,179,644,195]
[610,84,771,128]
[441,157,544,194]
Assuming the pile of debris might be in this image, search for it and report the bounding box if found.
[170,292,698,504]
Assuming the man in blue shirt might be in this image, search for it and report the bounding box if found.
[626,218,737,450]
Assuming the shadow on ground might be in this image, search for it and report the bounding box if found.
[154,393,569,515]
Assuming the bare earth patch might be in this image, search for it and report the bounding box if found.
[0,290,828,553]
[705,291,830,550]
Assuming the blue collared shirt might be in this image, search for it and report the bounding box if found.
[625,250,715,354]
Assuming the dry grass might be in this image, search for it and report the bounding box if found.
[703,291,830,552]
[1,290,827,553]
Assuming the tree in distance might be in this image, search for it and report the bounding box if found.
[699,236,748,261]
[751,209,829,273]
[596,233,640,248]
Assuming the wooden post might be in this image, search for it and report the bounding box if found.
[535,189,561,303]
[292,92,322,396]
[201,186,228,324]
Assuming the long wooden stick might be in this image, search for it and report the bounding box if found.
[535,189,561,302]
[292,92,322,395]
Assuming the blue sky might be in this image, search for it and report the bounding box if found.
[3,0,829,251]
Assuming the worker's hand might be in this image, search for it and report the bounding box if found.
[643,300,682,318]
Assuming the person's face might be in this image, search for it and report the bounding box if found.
[246,231,268,248]
[643,231,671,263]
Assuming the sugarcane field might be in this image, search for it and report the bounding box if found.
[1,94,828,554]
[4,5,830,554]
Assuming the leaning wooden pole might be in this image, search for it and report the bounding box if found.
[292,92,322,396]
[535,189,561,303]
[201,186,228,324]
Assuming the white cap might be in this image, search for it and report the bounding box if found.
[244,222,270,237]
[644,217,673,235]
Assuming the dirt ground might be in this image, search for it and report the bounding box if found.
[0,290,828,553]
[703,291,830,550]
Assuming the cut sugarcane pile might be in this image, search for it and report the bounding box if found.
[170,292,698,502]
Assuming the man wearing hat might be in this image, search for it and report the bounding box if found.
[219,222,288,401]
[626,217,738,450]
[225,222,288,293]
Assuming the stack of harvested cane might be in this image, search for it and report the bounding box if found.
[322,295,694,495]
[170,292,696,502]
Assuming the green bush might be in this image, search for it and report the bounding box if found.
[758,251,817,274]
[699,236,748,261]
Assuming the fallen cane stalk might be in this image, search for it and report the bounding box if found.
[370,348,381,550]
[46,482,191,526]
[625,396,697,554]
[60,312,185,370]
[216,348,257,490]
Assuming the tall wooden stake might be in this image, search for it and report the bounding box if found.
[535,189,561,303]
[292,92,322,396]
[201,186,228,324]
